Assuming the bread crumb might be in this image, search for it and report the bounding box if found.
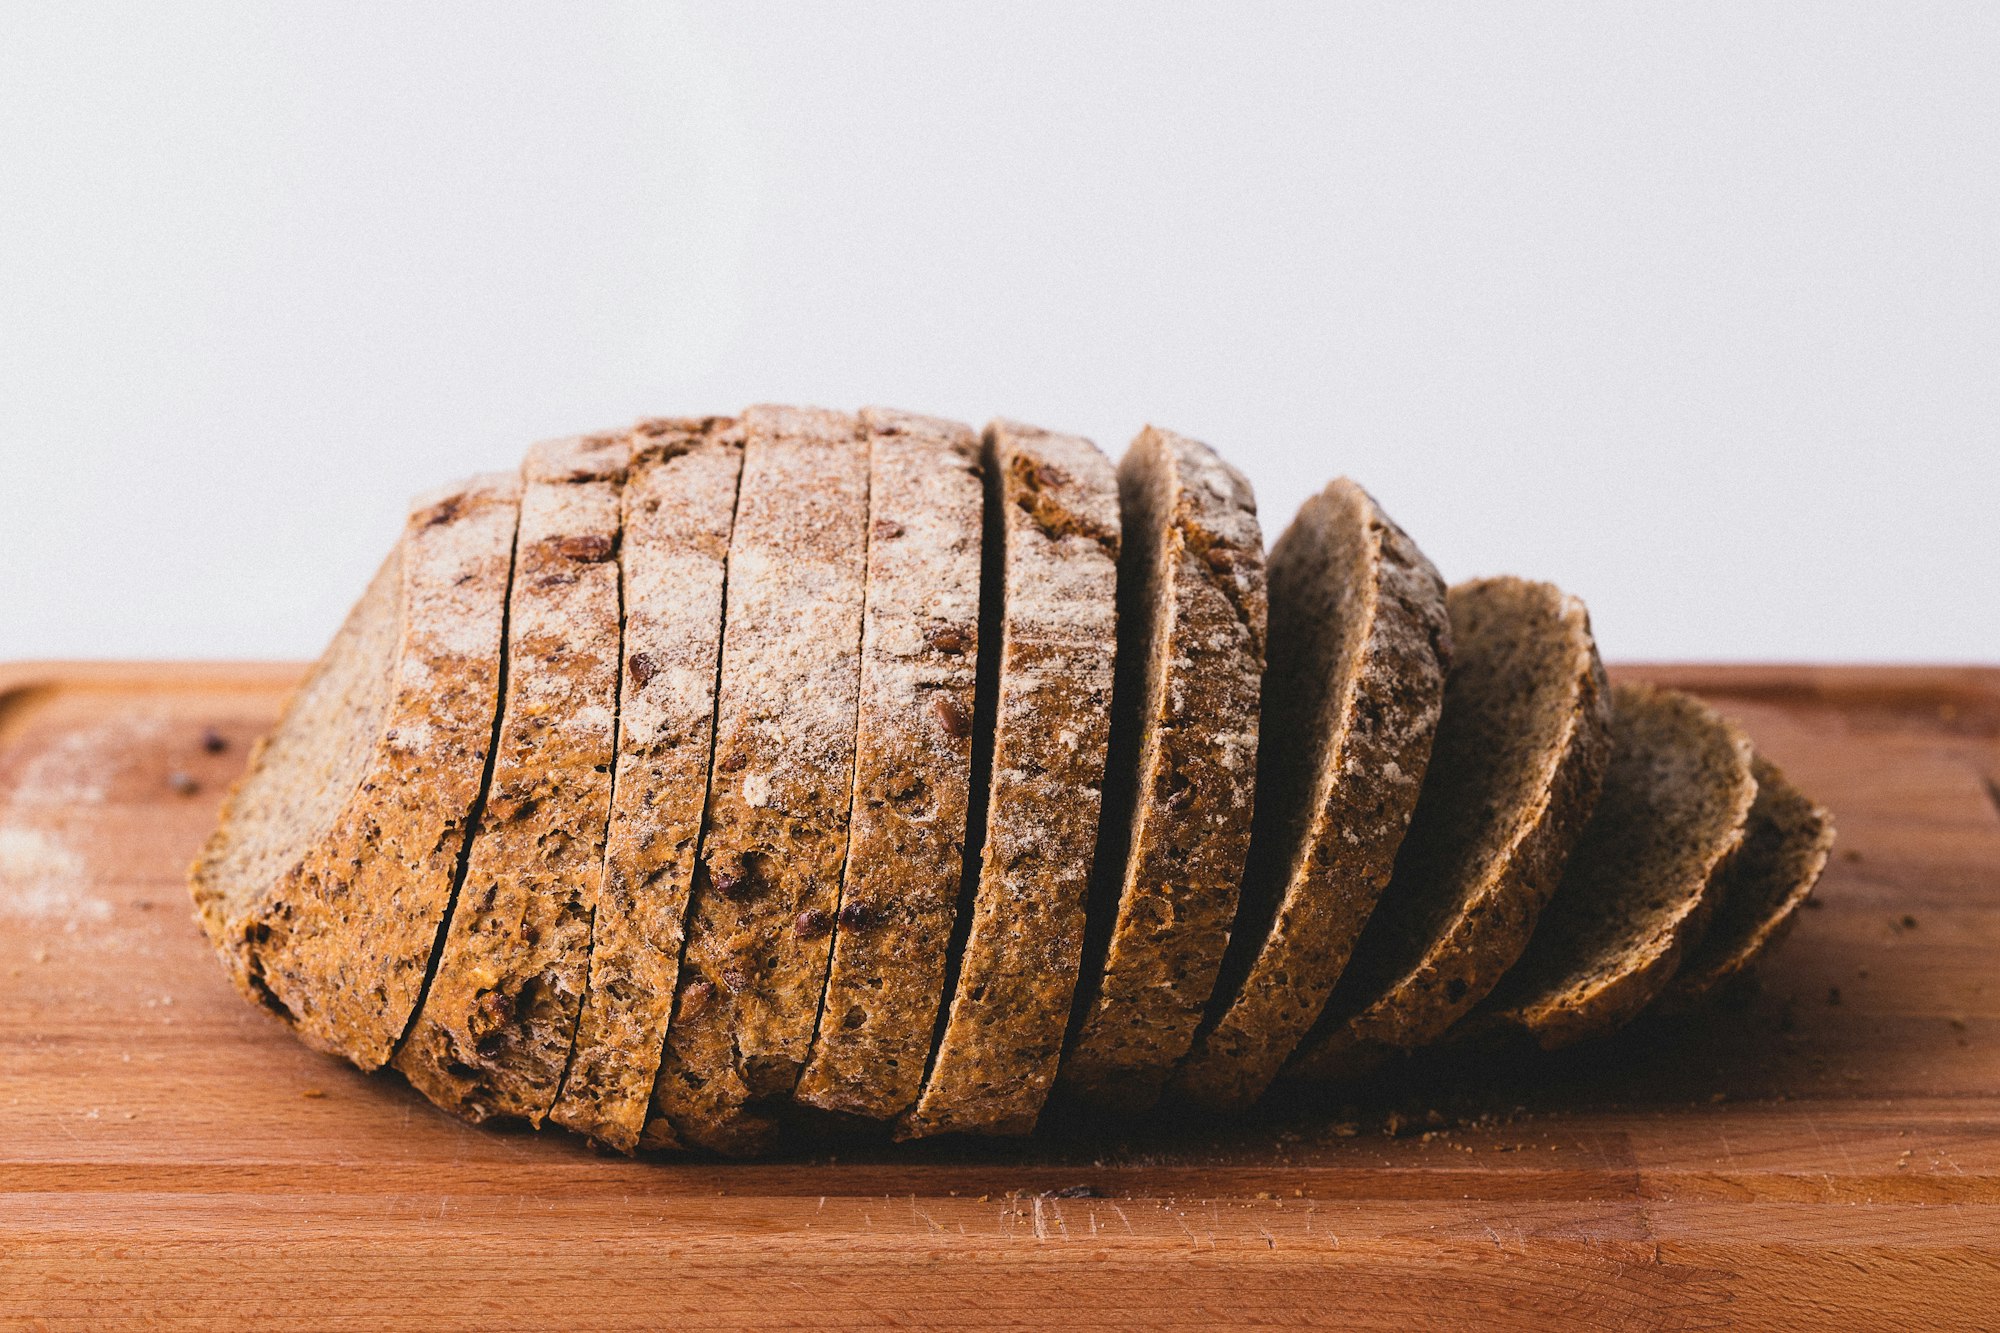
[301,1089,327,1100]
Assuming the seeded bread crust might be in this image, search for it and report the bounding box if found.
[189,471,520,1070]
[900,420,1120,1140]
[1287,578,1610,1081]
[1468,681,1757,1049]
[1171,478,1449,1113]
[792,408,983,1120]
[394,435,628,1124]
[1659,753,1834,1010]
[549,419,743,1152]
[653,405,869,1154]
[1059,426,1266,1113]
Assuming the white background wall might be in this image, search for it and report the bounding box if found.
[3,3,1995,662]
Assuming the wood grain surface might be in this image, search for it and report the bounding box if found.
[1,660,1995,1330]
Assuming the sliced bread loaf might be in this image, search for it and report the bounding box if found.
[548,419,743,1152]
[792,408,984,1120]
[1170,478,1449,1113]
[189,470,519,1070]
[900,420,1120,1140]
[393,434,628,1123]
[1659,753,1834,1009]
[1467,681,1757,1049]
[1286,577,1610,1080]
[1058,426,1267,1113]
[652,405,869,1154]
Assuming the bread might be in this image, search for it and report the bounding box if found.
[547,419,742,1152]
[793,408,984,1120]
[191,404,1836,1156]
[189,470,519,1070]
[1171,478,1449,1113]
[900,420,1119,1140]
[1059,426,1266,1113]
[393,435,627,1123]
[1660,753,1834,1009]
[1467,681,1757,1049]
[1287,577,1611,1080]
[652,406,869,1154]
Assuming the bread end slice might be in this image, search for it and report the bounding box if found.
[189,471,520,1070]
[1659,752,1834,1010]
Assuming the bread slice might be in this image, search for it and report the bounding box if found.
[1170,478,1449,1113]
[792,408,983,1120]
[189,470,519,1070]
[1058,426,1266,1112]
[547,419,743,1152]
[652,405,869,1154]
[899,420,1120,1140]
[393,434,628,1123]
[1467,681,1757,1049]
[1659,753,1834,1009]
[1285,577,1611,1081]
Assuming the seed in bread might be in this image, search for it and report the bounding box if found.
[189,470,520,1070]
[1059,426,1266,1113]
[652,406,869,1154]
[1171,478,1449,1113]
[792,408,983,1121]
[1659,753,1834,1009]
[1287,577,1611,1081]
[393,434,628,1124]
[1467,681,1757,1049]
[548,419,743,1152]
[899,420,1120,1140]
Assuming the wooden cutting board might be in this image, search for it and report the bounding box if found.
[2,660,1996,1330]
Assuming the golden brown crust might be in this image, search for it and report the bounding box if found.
[792,409,983,1120]
[1287,578,1611,1081]
[899,420,1120,1140]
[549,419,742,1152]
[653,405,869,1154]
[1059,426,1266,1112]
[394,435,628,1123]
[1170,479,1449,1113]
[188,471,520,1071]
[1469,682,1758,1049]
[1659,752,1834,1009]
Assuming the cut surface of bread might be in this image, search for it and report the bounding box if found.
[1288,577,1611,1080]
[548,419,742,1152]
[393,435,628,1123]
[792,408,983,1120]
[900,420,1120,1140]
[1059,426,1266,1113]
[1468,681,1757,1049]
[1171,478,1449,1113]
[653,405,869,1154]
[1660,753,1834,1009]
[189,470,520,1069]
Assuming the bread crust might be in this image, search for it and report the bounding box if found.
[394,434,628,1123]
[1287,577,1611,1080]
[899,420,1120,1140]
[1469,682,1757,1049]
[652,406,869,1154]
[189,470,520,1070]
[1059,426,1266,1112]
[792,408,983,1120]
[1171,479,1449,1113]
[549,419,743,1152]
[1658,752,1834,1009]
